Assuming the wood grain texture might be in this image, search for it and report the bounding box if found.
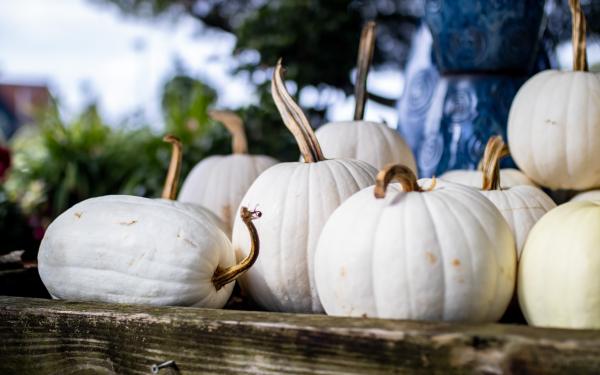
[1,296,600,374]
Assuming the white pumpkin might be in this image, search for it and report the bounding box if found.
[179,111,278,234]
[507,1,600,190]
[38,135,261,308]
[314,165,516,321]
[231,60,377,313]
[571,190,600,202]
[313,22,416,172]
[161,135,227,234]
[315,121,417,172]
[519,200,600,328]
[440,169,534,189]
[38,197,261,308]
[476,136,556,257]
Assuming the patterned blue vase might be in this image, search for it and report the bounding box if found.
[425,0,546,74]
[397,0,548,177]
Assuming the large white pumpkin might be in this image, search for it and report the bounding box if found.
[231,60,377,313]
[519,200,600,328]
[314,165,516,321]
[38,196,261,308]
[507,1,600,190]
[476,136,556,257]
[313,22,416,172]
[179,111,278,234]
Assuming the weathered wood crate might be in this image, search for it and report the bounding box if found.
[2,292,600,374]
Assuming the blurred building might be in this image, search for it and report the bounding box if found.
[0,83,51,140]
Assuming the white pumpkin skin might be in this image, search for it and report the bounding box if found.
[38,195,235,308]
[179,154,277,234]
[231,159,377,313]
[481,186,555,258]
[507,70,600,190]
[571,190,600,202]
[441,169,535,189]
[315,181,516,322]
[315,121,417,172]
[157,198,228,236]
[519,201,600,328]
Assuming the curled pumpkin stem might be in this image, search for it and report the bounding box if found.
[209,110,248,155]
[374,164,422,198]
[354,21,376,121]
[481,136,510,191]
[569,0,588,72]
[212,207,261,291]
[161,135,182,200]
[272,59,325,163]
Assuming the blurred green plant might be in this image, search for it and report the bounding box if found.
[3,73,299,258]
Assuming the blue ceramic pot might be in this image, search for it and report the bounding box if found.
[399,72,525,177]
[425,0,546,74]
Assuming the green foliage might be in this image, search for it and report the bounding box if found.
[4,73,298,235]
[0,186,36,256]
[6,105,161,218]
[234,1,362,93]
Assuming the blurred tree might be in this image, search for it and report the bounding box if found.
[92,0,422,111]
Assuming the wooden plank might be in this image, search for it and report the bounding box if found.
[1,296,600,374]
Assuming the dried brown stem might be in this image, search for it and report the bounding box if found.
[570,0,588,71]
[271,59,325,162]
[212,207,261,290]
[208,110,248,154]
[481,136,510,191]
[354,21,376,121]
[161,135,182,200]
[374,164,422,199]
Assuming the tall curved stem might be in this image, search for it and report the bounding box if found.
[212,207,261,290]
[570,0,588,71]
[354,21,376,121]
[209,110,248,154]
[272,59,325,163]
[161,135,182,200]
[481,136,509,191]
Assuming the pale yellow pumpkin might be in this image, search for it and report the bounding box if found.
[519,200,600,328]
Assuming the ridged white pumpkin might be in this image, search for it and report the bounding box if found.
[38,135,260,308]
[313,22,416,172]
[38,196,261,307]
[571,190,600,202]
[473,136,556,257]
[231,60,377,313]
[314,165,516,321]
[315,121,417,172]
[507,2,600,190]
[440,168,534,189]
[179,111,278,234]
[519,200,600,328]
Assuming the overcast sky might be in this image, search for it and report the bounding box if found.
[0,0,403,129]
